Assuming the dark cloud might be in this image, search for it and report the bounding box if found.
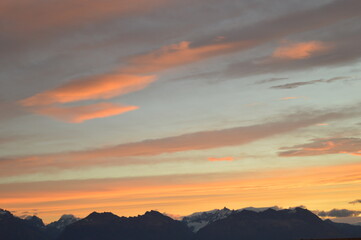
[317,209,361,218]
[279,137,361,157]
[256,77,289,84]
[349,199,361,204]
[271,76,349,89]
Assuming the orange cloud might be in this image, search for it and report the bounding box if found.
[32,103,138,123]
[20,74,155,107]
[279,138,361,157]
[340,151,361,156]
[273,41,331,60]
[208,157,234,162]
[316,123,329,126]
[0,108,357,176]
[279,96,304,100]
[125,41,240,74]
[18,39,243,123]
[303,141,336,151]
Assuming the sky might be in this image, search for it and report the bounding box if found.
[0,0,361,224]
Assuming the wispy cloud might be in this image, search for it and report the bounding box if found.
[279,96,306,101]
[1,106,359,176]
[256,77,289,84]
[208,157,234,162]
[315,123,329,126]
[317,209,361,218]
[349,199,361,204]
[1,0,169,35]
[272,41,331,60]
[279,137,361,157]
[125,41,240,74]
[20,74,155,106]
[31,103,139,123]
[271,77,349,89]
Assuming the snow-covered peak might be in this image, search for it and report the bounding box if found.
[59,214,77,221]
[183,206,284,232]
[183,207,232,232]
[47,214,79,230]
[185,207,231,219]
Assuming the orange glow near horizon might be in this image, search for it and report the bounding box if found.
[2,162,361,223]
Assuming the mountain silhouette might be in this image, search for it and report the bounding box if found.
[58,210,193,240]
[1,207,361,240]
[0,209,48,240]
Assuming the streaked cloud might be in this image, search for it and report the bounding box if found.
[317,209,361,218]
[0,106,359,176]
[256,77,289,84]
[349,199,361,204]
[208,157,234,162]
[316,123,329,126]
[271,77,349,89]
[279,97,305,101]
[1,0,169,35]
[20,74,155,107]
[279,138,361,157]
[31,103,139,123]
[272,41,331,60]
[125,41,240,74]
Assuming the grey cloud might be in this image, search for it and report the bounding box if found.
[350,200,361,204]
[256,77,289,84]
[271,77,349,89]
[317,209,361,218]
[279,137,361,157]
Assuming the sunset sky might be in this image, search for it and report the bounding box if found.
[1,0,361,224]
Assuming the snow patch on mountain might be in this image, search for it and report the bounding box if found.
[183,206,282,232]
[47,214,79,230]
[182,207,232,232]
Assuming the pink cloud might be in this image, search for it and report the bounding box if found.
[32,103,138,123]
[279,138,361,157]
[208,157,234,162]
[0,107,357,176]
[273,41,332,60]
[20,74,155,107]
[125,41,241,74]
[2,0,169,35]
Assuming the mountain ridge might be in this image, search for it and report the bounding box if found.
[1,207,361,240]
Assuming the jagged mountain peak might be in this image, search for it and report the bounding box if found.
[0,208,12,217]
[24,215,45,229]
[47,214,79,231]
[143,210,165,217]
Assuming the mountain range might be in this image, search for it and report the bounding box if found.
[1,207,361,240]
